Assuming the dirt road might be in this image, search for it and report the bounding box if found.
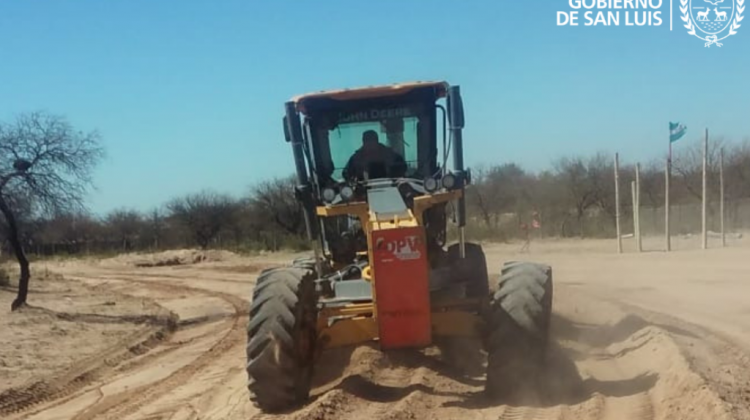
[1,239,749,420]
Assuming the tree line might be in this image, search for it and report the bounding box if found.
[0,111,310,309]
[464,136,750,240]
[2,111,748,309]
[15,179,309,257]
[11,135,750,256]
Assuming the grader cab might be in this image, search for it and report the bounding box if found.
[245,81,554,412]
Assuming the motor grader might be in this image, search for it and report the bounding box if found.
[246,81,553,412]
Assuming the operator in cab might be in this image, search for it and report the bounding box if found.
[342,130,407,181]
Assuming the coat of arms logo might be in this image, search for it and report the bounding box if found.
[681,0,744,47]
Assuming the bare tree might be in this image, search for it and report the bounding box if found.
[144,207,166,250]
[465,164,496,229]
[32,210,101,254]
[250,175,304,236]
[528,169,569,237]
[465,163,532,232]
[166,190,238,249]
[637,160,665,209]
[0,111,104,310]
[105,208,143,251]
[724,139,750,199]
[553,156,598,236]
[672,136,725,202]
[586,153,616,218]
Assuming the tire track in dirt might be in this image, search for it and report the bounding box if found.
[610,300,750,420]
[6,268,251,420]
[246,284,735,420]
[600,394,653,420]
[499,407,562,420]
[0,289,178,418]
[549,286,733,420]
[578,328,655,420]
[8,259,747,420]
[66,273,248,420]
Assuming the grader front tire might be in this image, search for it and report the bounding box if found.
[484,261,553,398]
[246,267,318,412]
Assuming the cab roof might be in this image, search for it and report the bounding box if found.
[290,80,449,114]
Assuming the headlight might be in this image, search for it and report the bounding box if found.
[340,185,354,201]
[424,177,439,192]
[442,173,457,189]
[322,187,336,203]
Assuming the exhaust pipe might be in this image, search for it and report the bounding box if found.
[448,86,467,258]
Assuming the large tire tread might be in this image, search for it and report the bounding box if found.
[246,267,318,412]
[447,242,490,298]
[484,260,553,398]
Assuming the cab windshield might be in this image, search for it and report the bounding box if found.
[310,104,432,182]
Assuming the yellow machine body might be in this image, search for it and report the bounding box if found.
[312,188,483,350]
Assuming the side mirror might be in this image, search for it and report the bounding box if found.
[283,116,291,142]
[447,85,465,129]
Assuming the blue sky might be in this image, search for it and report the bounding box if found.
[1,0,748,215]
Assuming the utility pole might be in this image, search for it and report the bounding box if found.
[702,128,708,250]
[720,147,725,247]
[665,158,671,252]
[615,153,622,254]
[635,163,642,252]
[631,181,637,251]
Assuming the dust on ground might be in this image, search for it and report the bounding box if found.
[1,237,749,420]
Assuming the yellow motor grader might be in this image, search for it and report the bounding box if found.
[245,81,553,412]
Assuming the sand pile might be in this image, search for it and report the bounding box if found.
[100,249,239,268]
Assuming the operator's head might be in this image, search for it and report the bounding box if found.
[362,130,379,150]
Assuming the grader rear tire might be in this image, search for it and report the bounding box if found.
[291,256,318,271]
[447,242,490,298]
[484,261,553,398]
[246,267,318,412]
[436,243,490,376]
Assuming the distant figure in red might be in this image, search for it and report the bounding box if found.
[520,222,530,253]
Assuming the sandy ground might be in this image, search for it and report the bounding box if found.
[1,238,749,420]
